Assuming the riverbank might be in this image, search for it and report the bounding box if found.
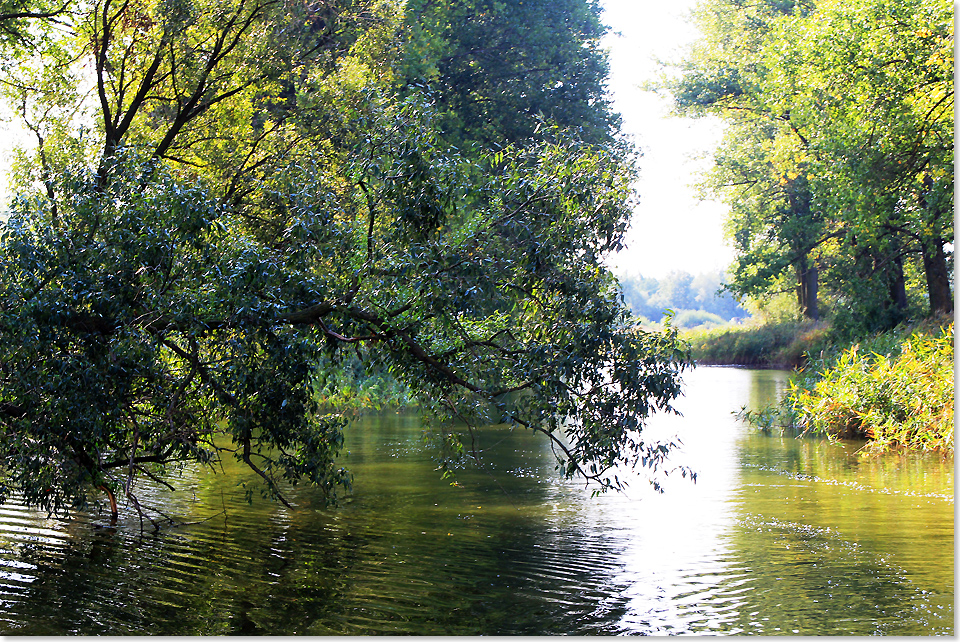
[683,320,832,368]
[721,316,954,453]
[787,319,954,452]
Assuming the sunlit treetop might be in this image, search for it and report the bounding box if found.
[668,0,952,330]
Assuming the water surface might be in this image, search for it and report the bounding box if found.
[0,367,952,635]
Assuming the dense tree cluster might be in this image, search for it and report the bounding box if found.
[399,0,618,149]
[672,0,953,335]
[0,0,690,521]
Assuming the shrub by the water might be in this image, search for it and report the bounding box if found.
[787,322,954,452]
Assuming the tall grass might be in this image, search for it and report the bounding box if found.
[684,320,832,367]
[786,323,954,452]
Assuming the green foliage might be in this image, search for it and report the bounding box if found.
[734,405,784,434]
[312,352,413,415]
[0,128,692,517]
[399,0,618,149]
[0,154,352,515]
[685,319,831,367]
[787,323,954,452]
[0,0,694,518]
[0,0,66,52]
[671,0,954,331]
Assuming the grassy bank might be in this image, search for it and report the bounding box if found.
[787,320,954,452]
[732,317,954,453]
[313,355,414,416]
[684,320,832,368]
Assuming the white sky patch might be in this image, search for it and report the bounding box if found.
[600,0,733,280]
[0,115,28,209]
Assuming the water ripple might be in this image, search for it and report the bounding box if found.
[742,463,954,501]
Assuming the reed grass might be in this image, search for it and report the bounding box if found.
[684,320,831,367]
[787,322,954,452]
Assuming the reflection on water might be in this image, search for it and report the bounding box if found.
[0,367,952,635]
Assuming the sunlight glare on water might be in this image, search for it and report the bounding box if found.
[571,367,782,634]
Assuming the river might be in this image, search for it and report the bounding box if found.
[0,367,952,635]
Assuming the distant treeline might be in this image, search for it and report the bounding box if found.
[619,270,749,329]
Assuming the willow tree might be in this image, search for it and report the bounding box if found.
[0,0,689,522]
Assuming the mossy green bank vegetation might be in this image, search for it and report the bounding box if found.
[684,319,830,368]
[725,316,953,453]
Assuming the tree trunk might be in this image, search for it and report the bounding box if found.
[918,174,953,315]
[921,236,953,315]
[888,252,908,314]
[803,263,819,321]
[796,256,819,321]
[99,484,118,523]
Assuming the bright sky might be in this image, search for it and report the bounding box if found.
[600,0,732,279]
[0,118,22,206]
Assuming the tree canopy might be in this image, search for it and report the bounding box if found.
[0,0,690,522]
[399,0,619,149]
[671,0,953,333]
[0,0,68,50]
